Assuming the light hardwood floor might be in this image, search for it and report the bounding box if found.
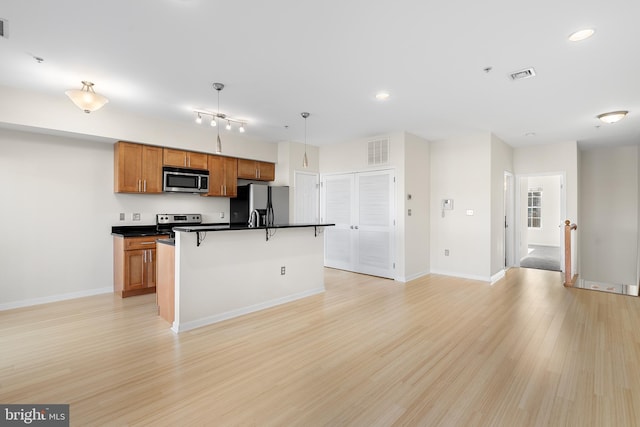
[2,268,640,426]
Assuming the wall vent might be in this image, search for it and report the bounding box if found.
[367,138,389,166]
[509,67,536,81]
[0,19,6,38]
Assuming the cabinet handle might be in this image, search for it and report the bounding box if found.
[138,179,141,192]
[139,242,155,245]
[143,180,147,192]
[355,225,359,229]
[188,156,191,167]
[144,250,147,263]
[148,250,152,263]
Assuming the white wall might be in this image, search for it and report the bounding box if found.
[0,128,251,309]
[579,146,638,285]
[525,175,562,247]
[0,84,277,162]
[404,133,430,280]
[430,133,491,280]
[490,135,514,278]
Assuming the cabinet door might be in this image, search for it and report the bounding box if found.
[237,159,257,179]
[206,155,225,196]
[146,249,157,288]
[124,249,146,290]
[187,152,208,170]
[114,142,142,193]
[163,148,187,167]
[258,162,275,181]
[224,157,238,197]
[142,145,163,193]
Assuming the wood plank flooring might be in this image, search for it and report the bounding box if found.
[2,268,640,426]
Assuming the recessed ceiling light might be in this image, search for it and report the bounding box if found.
[569,28,595,42]
[597,110,628,124]
[375,92,390,100]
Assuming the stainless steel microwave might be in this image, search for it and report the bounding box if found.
[163,167,209,193]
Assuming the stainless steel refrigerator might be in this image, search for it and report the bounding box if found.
[230,184,289,226]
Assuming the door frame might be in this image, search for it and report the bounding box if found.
[293,170,320,224]
[504,171,515,269]
[514,172,567,271]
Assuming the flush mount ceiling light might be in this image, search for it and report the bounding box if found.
[301,112,310,168]
[597,110,628,124]
[569,28,595,42]
[375,91,390,100]
[193,82,248,153]
[65,81,109,113]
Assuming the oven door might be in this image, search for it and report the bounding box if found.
[163,167,209,193]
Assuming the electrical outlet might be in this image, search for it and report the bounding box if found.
[132,213,141,221]
[445,249,450,256]
[408,209,412,216]
[281,266,286,275]
[119,213,125,221]
[220,212,225,219]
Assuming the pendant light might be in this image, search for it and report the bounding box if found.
[301,112,310,168]
[213,83,224,153]
[65,81,109,113]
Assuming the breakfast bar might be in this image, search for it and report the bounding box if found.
[157,224,333,333]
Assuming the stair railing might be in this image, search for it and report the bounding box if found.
[564,220,578,287]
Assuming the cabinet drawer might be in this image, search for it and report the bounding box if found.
[124,235,168,250]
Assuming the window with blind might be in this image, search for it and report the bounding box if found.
[528,190,542,228]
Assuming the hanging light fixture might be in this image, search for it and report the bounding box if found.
[195,112,202,124]
[65,81,109,113]
[301,112,310,168]
[226,120,232,130]
[213,83,224,153]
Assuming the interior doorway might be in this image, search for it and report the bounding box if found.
[515,174,565,272]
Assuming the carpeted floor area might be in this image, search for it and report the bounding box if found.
[520,245,561,271]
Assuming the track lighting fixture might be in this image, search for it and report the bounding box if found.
[65,81,109,113]
[193,82,247,154]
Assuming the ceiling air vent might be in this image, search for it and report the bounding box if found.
[368,138,389,166]
[509,67,536,81]
[0,19,7,38]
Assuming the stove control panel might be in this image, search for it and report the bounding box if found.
[156,214,202,225]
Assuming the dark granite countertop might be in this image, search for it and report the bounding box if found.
[173,223,335,233]
[112,223,229,237]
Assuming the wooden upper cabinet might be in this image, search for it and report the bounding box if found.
[237,159,275,181]
[114,142,163,193]
[205,155,238,197]
[163,148,208,170]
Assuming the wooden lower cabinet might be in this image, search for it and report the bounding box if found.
[113,235,167,297]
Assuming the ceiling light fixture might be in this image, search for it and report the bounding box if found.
[301,112,310,168]
[597,110,628,124]
[65,81,109,113]
[193,82,248,153]
[569,28,595,42]
[375,92,390,100]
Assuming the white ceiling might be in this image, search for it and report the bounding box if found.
[1,0,639,148]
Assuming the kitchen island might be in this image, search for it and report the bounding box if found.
[156,224,333,333]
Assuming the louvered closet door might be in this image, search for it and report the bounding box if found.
[322,170,395,279]
[355,171,395,278]
[323,174,356,271]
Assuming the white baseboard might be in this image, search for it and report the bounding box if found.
[490,270,505,285]
[173,287,325,333]
[0,287,112,311]
[397,270,431,283]
[429,269,492,283]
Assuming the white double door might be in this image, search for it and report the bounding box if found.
[322,170,395,279]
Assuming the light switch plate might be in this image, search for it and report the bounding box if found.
[132,213,141,221]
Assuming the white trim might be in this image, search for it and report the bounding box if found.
[429,269,492,283]
[172,288,325,333]
[0,287,112,311]
[396,270,431,283]
[490,270,505,285]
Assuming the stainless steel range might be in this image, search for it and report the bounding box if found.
[156,213,202,238]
